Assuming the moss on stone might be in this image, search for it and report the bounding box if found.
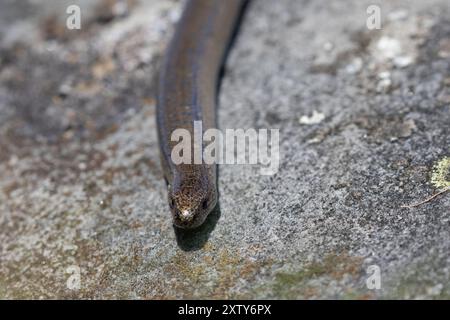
[270,253,364,299]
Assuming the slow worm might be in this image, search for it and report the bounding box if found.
[157,0,245,228]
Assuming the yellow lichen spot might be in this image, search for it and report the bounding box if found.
[431,157,450,189]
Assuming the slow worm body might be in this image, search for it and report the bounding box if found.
[157,0,244,228]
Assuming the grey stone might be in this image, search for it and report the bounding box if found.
[0,0,449,299]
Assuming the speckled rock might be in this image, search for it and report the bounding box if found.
[0,0,449,299]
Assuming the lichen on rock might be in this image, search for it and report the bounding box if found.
[431,157,450,189]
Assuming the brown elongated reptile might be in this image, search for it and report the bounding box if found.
[156,0,245,228]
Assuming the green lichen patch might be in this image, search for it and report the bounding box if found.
[431,157,450,189]
[268,253,366,299]
[386,255,450,299]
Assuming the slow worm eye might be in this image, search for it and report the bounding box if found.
[202,199,208,210]
[169,198,175,208]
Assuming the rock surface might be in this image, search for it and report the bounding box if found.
[0,0,449,299]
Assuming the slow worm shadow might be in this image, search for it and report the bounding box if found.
[174,201,221,251]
